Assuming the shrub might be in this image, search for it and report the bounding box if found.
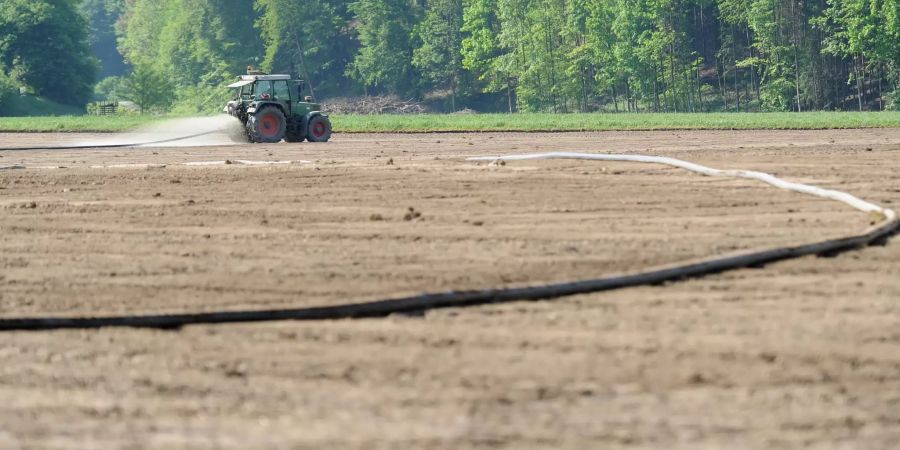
[759,78,796,112]
[94,76,126,101]
[0,70,17,109]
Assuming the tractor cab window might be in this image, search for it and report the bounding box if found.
[273,80,290,101]
[240,84,252,99]
[253,80,274,100]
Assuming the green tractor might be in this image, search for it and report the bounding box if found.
[224,71,332,143]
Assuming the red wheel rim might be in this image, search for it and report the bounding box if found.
[260,113,279,138]
[311,122,326,138]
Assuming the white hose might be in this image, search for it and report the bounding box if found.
[467,152,896,222]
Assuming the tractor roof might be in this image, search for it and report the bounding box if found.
[227,74,291,88]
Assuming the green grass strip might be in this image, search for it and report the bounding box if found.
[0,115,160,132]
[334,112,900,132]
[1,111,899,133]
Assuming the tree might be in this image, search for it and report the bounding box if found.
[93,75,125,101]
[490,0,559,111]
[414,0,465,110]
[461,0,517,111]
[121,63,173,113]
[563,0,597,111]
[27,0,898,113]
[0,0,98,106]
[0,68,17,110]
[255,0,355,98]
[347,0,421,95]
[117,0,264,112]
[820,0,900,110]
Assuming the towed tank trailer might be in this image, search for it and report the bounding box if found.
[224,71,332,143]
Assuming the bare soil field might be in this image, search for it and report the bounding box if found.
[1,129,899,449]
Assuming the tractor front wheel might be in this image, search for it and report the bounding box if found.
[248,106,286,143]
[306,115,332,142]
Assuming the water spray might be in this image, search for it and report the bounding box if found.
[0,116,246,152]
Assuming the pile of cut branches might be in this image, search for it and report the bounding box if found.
[322,96,430,114]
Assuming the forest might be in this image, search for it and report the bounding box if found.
[0,0,898,114]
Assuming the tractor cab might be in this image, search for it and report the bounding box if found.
[224,72,331,143]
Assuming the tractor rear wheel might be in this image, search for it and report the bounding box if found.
[306,115,332,142]
[248,106,286,143]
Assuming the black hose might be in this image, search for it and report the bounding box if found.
[0,217,895,331]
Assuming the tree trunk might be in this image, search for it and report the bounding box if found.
[791,0,802,112]
[450,79,457,112]
[612,84,619,113]
[683,59,694,112]
[855,54,863,111]
[732,29,740,112]
[697,64,704,112]
[625,78,632,112]
[654,65,661,112]
[746,28,758,109]
[507,74,513,113]
[718,58,727,111]
[670,45,678,112]
[860,53,867,110]
[292,32,317,101]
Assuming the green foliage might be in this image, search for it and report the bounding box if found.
[117,0,263,112]
[5,0,896,113]
[413,0,465,110]
[121,64,173,113]
[461,0,520,111]
[94,76,125,101]
[0,92,87,117]
[461,0,500,78]
[347,0,421,94]
[0,69,16,108]
[760,78,796,111]
[0,0,98,106]
[818,0,900,109]
[886,90,900,111]
[169,84,230,115]
[255,0,353,98]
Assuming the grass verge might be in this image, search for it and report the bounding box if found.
[3,95,86,116]
[334,112,900,132]
[0,115,160,132]
[0,111,899,133]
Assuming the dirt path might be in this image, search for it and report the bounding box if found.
[1,130,899,448]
